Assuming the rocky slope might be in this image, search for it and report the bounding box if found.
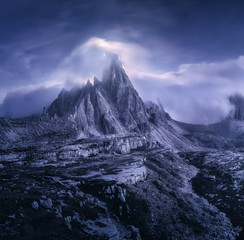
[179,150,244,239]
[0,140,241,239]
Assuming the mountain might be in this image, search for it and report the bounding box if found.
[0,58,243,239]
[0,57,185,149]
[2,57,244,150]
[47,57,150,135]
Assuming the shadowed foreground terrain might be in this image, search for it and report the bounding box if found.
[0,137,242,239]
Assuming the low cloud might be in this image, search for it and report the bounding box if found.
[0,37,153,118]
[50,37,154,86]
[133,57,244,124]
[0,87,60,118]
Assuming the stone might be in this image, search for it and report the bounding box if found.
[40,198,53,209]
[31,201,39,210]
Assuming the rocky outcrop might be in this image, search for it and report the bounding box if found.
[48,87,82,118]
[145,101,171,126]
[229,94,244,120]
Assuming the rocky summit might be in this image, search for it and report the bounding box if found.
[0,58,243,240]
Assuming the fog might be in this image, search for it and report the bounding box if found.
[0,87,60,118]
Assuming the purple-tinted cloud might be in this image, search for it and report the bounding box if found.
[133,57,244,124]
[1,1,244,122]
[0,87,60,118]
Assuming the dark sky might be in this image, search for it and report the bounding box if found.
[1,0,244,122]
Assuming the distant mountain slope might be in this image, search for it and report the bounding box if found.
[173,118,244,149]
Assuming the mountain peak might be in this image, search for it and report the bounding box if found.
[102,56,133,90]
[83,79,93,91]
[110,54,122,68]
[86,79,92,86]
